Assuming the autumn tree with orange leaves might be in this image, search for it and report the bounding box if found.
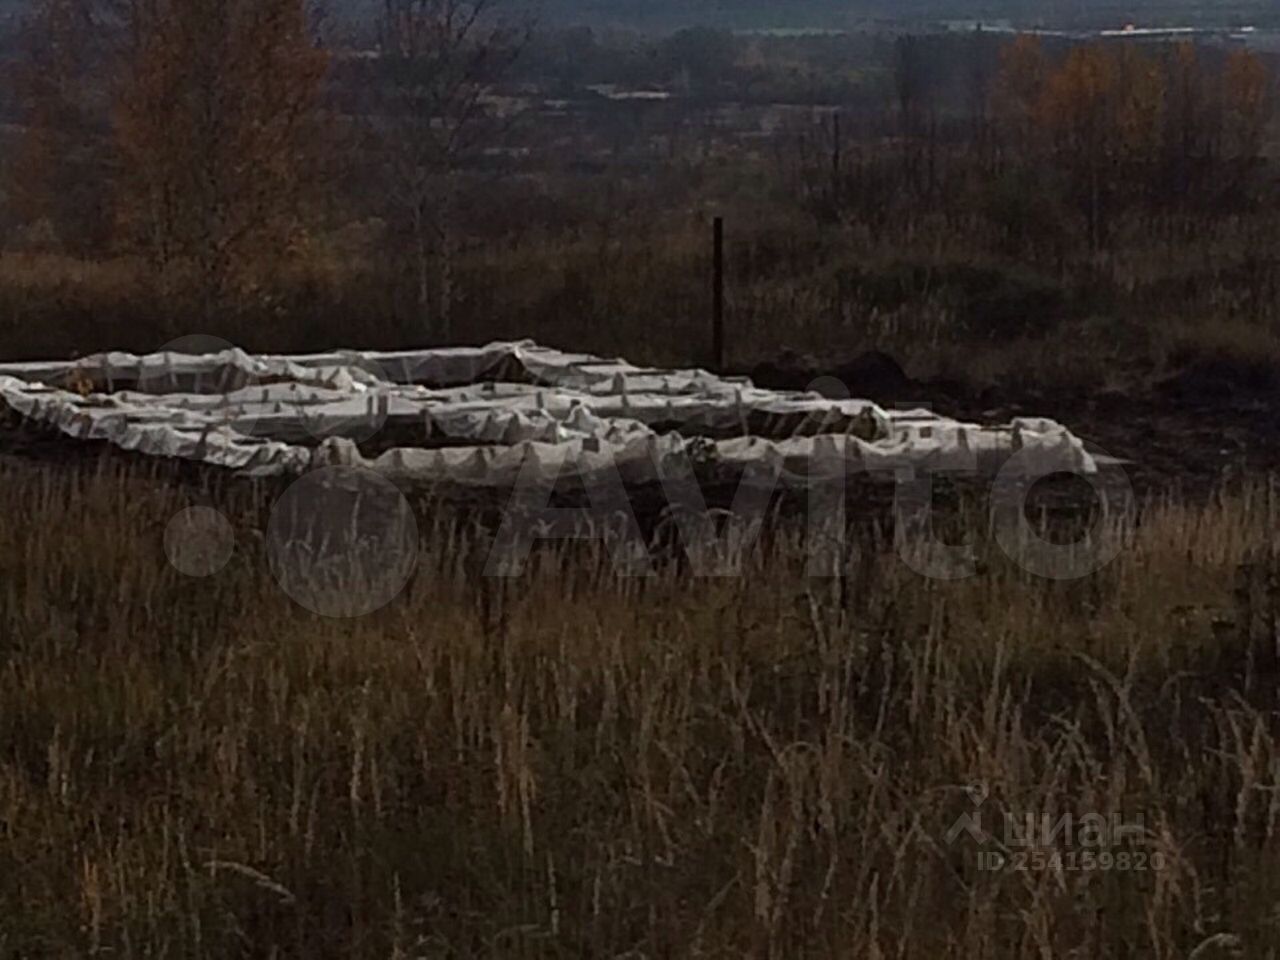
[112,0,327,313]
[1034,44,1163,248]
[993,33,1048,165]
[1222,49,1272,174]
[995,37,1273,246]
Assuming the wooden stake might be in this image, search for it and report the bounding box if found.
[712,216,725,372]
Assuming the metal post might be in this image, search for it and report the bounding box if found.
[832,110,841,211]
[712,216,725,372]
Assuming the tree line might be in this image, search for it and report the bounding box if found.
[802,35,1276,253]
[998,37,1272,246]
[3,5,1277,337]
[3,0,520,335]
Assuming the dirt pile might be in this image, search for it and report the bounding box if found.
[750,349,913,401]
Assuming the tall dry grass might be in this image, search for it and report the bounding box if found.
[0,456,1278,957]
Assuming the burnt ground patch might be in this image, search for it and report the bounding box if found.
[747,348,1280,503]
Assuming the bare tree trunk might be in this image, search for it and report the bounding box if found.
[378,0,526,340]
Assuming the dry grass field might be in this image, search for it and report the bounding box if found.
[1,455,1278,957]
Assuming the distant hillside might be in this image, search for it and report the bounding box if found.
[1,0,1275,32]
[536,0,1279,29]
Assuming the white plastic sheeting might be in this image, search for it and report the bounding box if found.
[0,341,1096,486]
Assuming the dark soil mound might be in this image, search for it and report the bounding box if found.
[829,350,913,398]
[1156,354,1280,405]
[751,349,912,402]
